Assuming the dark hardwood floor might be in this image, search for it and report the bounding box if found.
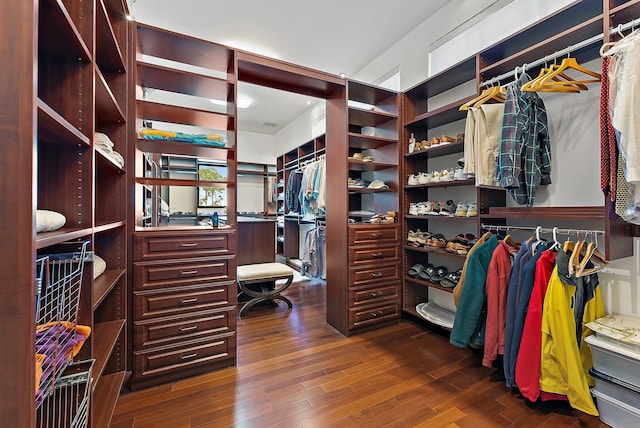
[111,279,607,427]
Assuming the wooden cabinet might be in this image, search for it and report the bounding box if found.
[2,0,131,426]
[132,229,236,389]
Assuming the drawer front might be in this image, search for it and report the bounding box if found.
[134,310,236,350]
[349,283,399,307]
[349,301,401,329]
[134,232,235,261]
[349,263,400,287]
[134,256,236,291]
[348,245,400,266]
[134,335,235,380]
[134,282,235,320]
[348,225,399,246]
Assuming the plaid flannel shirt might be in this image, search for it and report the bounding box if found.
[498,73,551,206]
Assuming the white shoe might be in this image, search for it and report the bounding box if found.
[453,167,467,181]
[409,203,419,216]
[418,172,431,185]
[440,168,455,182]
[408,174,419,185]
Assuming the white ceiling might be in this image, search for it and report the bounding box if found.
[132,0,451,134]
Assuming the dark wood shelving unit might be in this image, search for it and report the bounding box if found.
[404,178,474,189]
[137,100,234,130]
[93,269,127,310]
[405,276,455,294]
[35,228,94,250]
[92,371,126,428]
[39,0,92,61]
[348,133,397,149]
[92,319,126,381]
[37,99,91,146]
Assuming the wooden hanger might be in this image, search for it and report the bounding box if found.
[532,57,601,92]
[575,233,609,277]
[521,65,584,93]
[459,85,506,111]
[569,238,585,276]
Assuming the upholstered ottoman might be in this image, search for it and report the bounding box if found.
[236,263,295,317]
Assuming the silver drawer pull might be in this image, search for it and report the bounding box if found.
[371,311,383,317]
[370,272,383,278]
[180,243,199,247]
[370,291,384,297]
[180,353,198,360]
[181,270,199,275]
[179,324,198,332]
[370,252,383,258]
[180,297,198,304]
[370,233,383,238]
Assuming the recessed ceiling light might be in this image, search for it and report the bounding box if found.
[339,73,347,79]
[237,96,252,109]
[126,15,135,21]
[210,99,227,106]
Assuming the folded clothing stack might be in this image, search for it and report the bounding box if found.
[94,132,124,167]
[139,127,225,147]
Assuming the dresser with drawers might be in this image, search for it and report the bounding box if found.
[132,228,237,390]
[347,224,401,330]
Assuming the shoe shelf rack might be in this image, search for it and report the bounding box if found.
[400,0,637,327]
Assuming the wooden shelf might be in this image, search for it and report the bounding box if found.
[404,245,467,258]
[405,56,477,99]
[348,133,397,149]
[611,0,640,25]
[349,107,397,128]
[137,61,234,101]
[39,0,91,61]
[348,187,396,194]
[36,227,93,250]
[93,371,126,428]
[37,98,91,146]
[96,68,126,123]
[96,0,126,72]
[480,16,604,78]
[348,80,398,110]
[137,23,234,76]
[93,269,126,310]
[406,97,474,129]
[348,160,397,172]
[484,205,605,220]
[94,221,126,234]
[137,100,234,130]
[405,215,477,221]
[136,177,234,188]
[96,147,126,173]
[92,319,126,381]
[405,275,455,293]
[136,138,232,158]
[405,140,464,159]
[404,178,474,189]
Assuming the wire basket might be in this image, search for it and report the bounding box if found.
[35,241,91,408]
[37,359,94,428]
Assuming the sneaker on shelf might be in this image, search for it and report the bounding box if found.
[431,170,441,182]
[418,172,431,185]
[454,202,468,217]
[440,168,455,182]
[455,133,465,144]
[417,202,431,216]
[427,201,440,216]
[453,167,467,181]
[408,174,419,185]
[439,199,456,217]
[362,155,374,162]
[466,201,478,217]
[409,203,419,216]
[457,157,465,168]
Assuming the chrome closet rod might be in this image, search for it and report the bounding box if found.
[480,223,604,236]
[480,33,604,88]
[612,16,640,35]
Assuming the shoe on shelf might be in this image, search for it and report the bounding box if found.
[453,167,467,181]
[419,264,436,281]
[418,172,432,185]
[408,174,419,185]
[419,140,430,150]
[431,137,441,146]
[441,135,455,144]
[409,203,419,216]
[431,266,449,282]
[416,202,431,215]
[431,170,441,182]
[362,155,374,162]
[466,202,478,217]
[440,269,463,288]
[408,263,425,277]
[454,202,468,217]
[440,168,455,182]
[457,157,465,168]
[455,133,465,144]
[407,229,420,246]
[439,200,456,217]
[426,201,440,216]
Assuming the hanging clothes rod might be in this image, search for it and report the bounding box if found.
[480,32,604,88]
[612,16,640,35]
[481,223,605,236]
